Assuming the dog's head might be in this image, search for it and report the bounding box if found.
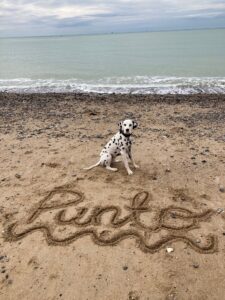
[118,119,138,136]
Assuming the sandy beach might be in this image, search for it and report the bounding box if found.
[0,92,225,300]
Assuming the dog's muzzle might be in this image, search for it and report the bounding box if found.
[120,129,131,137]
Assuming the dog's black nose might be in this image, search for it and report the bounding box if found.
[126,128,129,133]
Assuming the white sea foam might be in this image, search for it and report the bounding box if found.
[0,77,225,94]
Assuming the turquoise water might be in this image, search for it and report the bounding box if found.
[0,29,225,93]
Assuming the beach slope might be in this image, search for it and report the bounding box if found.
[0,93,225,300]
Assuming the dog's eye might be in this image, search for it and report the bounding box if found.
[129,124,132,127]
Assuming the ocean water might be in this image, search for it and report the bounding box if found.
[0,29,225,94]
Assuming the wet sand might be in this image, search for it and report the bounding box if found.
[0,92,225,300]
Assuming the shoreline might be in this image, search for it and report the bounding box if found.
[1,76,225,95]
[1,91,225,101]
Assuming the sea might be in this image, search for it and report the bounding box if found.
[0,29,225,94]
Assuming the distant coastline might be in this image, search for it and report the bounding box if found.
[1,26,225,39]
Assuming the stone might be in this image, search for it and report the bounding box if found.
[217,208,224,214]
[166,247,174,253]
[219,186,225,193]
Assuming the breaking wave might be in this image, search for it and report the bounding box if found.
[0,76,225,94]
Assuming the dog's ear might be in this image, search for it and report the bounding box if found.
[118,121,123,129]
[133,121,138,129]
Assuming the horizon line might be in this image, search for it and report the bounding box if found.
[1,26,225,39]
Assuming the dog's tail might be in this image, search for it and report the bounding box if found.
[83,160,101,170]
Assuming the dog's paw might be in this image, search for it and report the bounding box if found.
[106,166,118,172]
[128,169,133,175]
[134,164,139,169]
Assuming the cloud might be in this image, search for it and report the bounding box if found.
[0,0,225,36]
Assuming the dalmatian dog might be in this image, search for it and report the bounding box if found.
[84,119,139,175]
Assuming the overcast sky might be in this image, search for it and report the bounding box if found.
[0,0,225,37]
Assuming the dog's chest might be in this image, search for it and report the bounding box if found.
[103,132,132,156]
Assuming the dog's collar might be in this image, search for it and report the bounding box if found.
[120,129,131,138]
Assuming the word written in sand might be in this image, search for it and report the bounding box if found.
[4,188,218,254]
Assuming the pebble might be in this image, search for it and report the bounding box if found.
[0,255,8,262]
[123,265,128,271]
[89,111,97,116]
[95,134,104,139]
[15,174,21,179]
[171,213,176,219]
[219,186,225,193]
[166,247,174,253]
[128,291,139,300]
[193,263,199,269]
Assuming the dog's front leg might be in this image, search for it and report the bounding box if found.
[121,151,133,175]
[129,150,139,169]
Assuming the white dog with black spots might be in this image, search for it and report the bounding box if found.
[84,119,139,175]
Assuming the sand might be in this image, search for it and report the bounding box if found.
[0,92,225,300]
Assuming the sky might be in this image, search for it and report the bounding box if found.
[0,0,225,37]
